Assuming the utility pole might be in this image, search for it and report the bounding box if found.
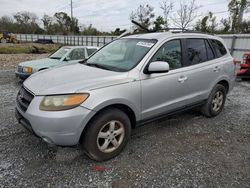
[71,0,73,21]
[71,0,73,33]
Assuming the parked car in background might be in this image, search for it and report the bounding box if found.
[237,52,250,80]
[16,32,235,161]
[15,46,99,79]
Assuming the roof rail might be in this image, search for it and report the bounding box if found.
[131,20,213,35]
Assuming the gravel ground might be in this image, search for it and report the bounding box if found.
[0,69,250,188]
[0,53,49,70]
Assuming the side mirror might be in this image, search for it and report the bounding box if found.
[145,61,170,74]
[64,56,70,61]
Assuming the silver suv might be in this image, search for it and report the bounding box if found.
[16,32,235,161]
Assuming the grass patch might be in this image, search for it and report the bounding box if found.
[0,43,61,54]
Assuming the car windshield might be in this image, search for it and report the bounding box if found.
[50,47,70,60]
[85,38,157,72]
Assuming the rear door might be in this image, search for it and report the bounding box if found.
[181,38,222,103]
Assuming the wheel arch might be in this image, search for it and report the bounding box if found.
[79,103,137,143]
[217,79,229,93]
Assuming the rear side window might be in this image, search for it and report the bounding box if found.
[187,39,207,65]
[68,48,85,60]
[205,40,215,60]
[210,40,227,57]
[87,48,97,56]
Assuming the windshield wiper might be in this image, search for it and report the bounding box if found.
[85,63,111,70]
[50,57,61,59]
[78,59,88,64]
[85,63,125,72]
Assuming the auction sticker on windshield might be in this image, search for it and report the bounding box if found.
[136,41,154,48]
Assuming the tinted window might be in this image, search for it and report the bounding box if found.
[151,40,182,70]
[211,39,227,57]
[68,48,86,60]
[187,39,207,65]
[87,48,97,56]
[205,40,215,60]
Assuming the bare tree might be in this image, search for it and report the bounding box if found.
[171,0,200,29]
[160,1,173,27]
[130,4,155,31]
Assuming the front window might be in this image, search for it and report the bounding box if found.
[85,39,157,71]
[151,39,182,70]
[50,47,70,60]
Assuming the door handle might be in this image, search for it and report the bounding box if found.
[213,66,220,72]
[178,76,188,83]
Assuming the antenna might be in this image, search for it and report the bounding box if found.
[131,20,152,32]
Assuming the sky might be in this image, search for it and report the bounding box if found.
[0,0,248,31]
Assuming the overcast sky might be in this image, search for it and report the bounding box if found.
[0,0,248,31]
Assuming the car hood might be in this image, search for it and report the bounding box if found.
[24,63,129,95]
[19,58,59,69]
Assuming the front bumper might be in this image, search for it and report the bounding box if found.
[15,95,96,146]
[15,71,31,79]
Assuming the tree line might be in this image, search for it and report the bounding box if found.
[0,0,249,35]
[131,0,250,34]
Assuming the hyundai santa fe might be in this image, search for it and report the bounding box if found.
[15,32,235,161]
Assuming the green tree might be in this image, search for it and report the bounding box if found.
[195,12,217,33]
[153,16,166,31]
[81,24,102,36]
[42,14,53,34]
[219,18,231,33]
[13,11,43,34]
[228,0,250,32]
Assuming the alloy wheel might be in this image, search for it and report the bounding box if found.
[97,120,125,153]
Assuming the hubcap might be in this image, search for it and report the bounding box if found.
[212,91,224,112]
[97,120,125,153]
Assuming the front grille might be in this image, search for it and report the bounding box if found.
[17,65,23,73]
[16,86,34,112]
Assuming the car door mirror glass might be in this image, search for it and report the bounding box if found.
[147,61,170,74]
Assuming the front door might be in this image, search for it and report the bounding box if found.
[140,39,190,120]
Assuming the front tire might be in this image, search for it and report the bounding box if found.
[82,108,131,161]
[201,84,226,117]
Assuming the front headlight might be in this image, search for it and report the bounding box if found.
[23,67,33,73]
[40,94,89,111]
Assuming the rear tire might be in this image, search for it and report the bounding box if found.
[82,108,131,161]
[201,84,226,117]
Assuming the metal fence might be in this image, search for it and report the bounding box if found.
[15,34,116,47]
[16,33,250,61]
[219,34,250,61]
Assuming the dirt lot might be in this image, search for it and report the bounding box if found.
[0,65,250,187]
[0,53,49,70]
